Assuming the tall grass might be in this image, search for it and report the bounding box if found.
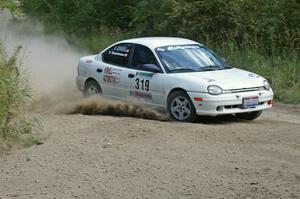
[214,44,300,103]
[0,42,37,150]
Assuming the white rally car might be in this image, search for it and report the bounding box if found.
[76,37,273,122]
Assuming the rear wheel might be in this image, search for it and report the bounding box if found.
[167,91,197,122]
[84,80,102,97]
[235,110,263,120]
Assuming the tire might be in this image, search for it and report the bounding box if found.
[84,80,102,97]
[167,90,197,122]
[235,110,263,120]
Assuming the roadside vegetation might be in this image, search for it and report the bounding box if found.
[19,0,300,103]
[0,2,39,151]
[0,42,39,151]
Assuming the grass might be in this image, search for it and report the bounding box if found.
[208,41,300,104]
[0,41,40,151]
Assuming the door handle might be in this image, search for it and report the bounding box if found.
[128,74,135,78]
[96,68,103,73]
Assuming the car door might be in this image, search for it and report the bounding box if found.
[121,44,166,106]
[100,43,134,99]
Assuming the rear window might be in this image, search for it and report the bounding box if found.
[102,43,133,66]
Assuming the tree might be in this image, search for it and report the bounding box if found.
[0,0,22,16]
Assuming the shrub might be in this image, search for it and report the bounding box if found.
[0,42,34,149]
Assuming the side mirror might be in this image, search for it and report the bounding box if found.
[141,64,161,73]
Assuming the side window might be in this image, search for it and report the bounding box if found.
[132,45,159,70]
[102,43,133,66]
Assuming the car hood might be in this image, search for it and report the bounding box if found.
[173,68,265,90]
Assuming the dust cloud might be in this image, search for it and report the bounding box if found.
[0,14,168,121]
[50,96,168,121]
[0,13,84,96]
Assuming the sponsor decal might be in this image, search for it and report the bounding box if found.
[103,67,121,84]
[136,72,153,78]
[248,73,260,78]
[156,47,165,52]
[248,73,255,78]
[104,67,113,75]
[129,91,152,99]
[166,45,200,51]
[114,45,130,53]
[108,45,131,57]
[109,50,128,57]
[103,75,119,83]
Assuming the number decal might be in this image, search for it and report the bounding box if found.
[145,80,149,91]
[135,78,139,89]
[135,78,150,91]
[141,79,144,90]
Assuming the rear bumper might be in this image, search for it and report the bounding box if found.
[187,89,273,116]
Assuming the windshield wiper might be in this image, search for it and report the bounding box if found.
[169,68,197,73]
[199,65,231,71]
[218,65,232,69]
[198,66,217,71]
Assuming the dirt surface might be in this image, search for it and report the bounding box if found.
[0,104,300,199]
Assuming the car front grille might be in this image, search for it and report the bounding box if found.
[223,87,264,93]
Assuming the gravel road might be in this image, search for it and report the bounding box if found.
[0,104,299,199]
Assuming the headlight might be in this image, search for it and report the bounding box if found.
[263,80,270,90]
[207,85,223,95]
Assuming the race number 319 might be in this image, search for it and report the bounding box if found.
[135,78,150,91]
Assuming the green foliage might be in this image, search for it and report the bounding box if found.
[19,0,300,51]
[132,0,175,35]
[0,42,36,148]
[0,44,24,124]
[20,0,138,34]
[69,27,133,52]
[0,1,37,151]
[0,0,22,17]
[147,0,300,52]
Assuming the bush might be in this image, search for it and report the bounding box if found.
[20,0,300,51]
[0,42,34,149]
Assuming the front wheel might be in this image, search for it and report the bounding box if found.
[84,80,102,97]
[167,91,197,122]
[235,110,263,120]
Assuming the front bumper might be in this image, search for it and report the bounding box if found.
[76,76,87,92]
[187,89,273,116]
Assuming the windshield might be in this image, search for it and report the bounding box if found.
[155,45,231,73]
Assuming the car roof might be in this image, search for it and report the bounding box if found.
[117,37,202,49]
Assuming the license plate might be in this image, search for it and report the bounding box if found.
[242,96,259,108]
